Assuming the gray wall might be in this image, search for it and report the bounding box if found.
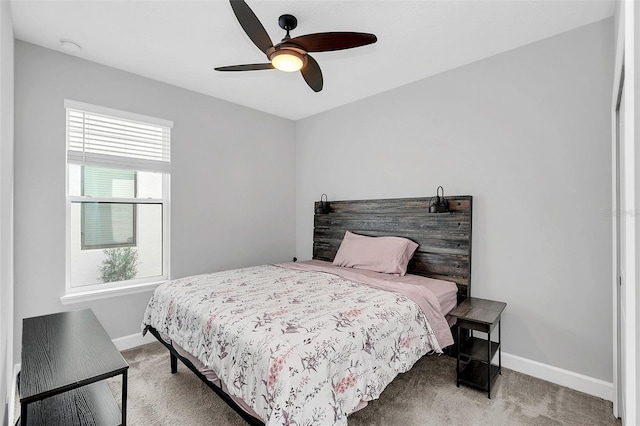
[0,2,13,424]
[13,41,296,360]
[295,19,614,381]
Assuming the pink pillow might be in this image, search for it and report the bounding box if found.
[332,231,419,276]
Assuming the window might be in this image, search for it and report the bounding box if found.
[65,100,172,292]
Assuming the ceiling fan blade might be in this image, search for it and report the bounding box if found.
[288,32,377,52]
[215,63,274,71]
[301,55,323,92]
[229,0,274,54]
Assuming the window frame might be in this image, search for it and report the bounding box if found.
[64,100,172,296]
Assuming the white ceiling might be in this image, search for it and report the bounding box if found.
[10,0,615,121]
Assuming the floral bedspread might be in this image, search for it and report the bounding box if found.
[142,264,442,425]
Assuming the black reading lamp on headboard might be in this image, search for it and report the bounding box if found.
[429,186,449,213]
[315,193,330,214]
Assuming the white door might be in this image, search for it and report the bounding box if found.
[616,71,626,423]
[617,56,638,425]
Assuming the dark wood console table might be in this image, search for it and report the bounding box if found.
[20,309,129,425]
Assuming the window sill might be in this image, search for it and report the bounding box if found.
[60,280,166,305]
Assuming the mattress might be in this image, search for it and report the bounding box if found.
[290,260,458,316]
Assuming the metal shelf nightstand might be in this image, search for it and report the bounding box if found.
[449,297,507,399]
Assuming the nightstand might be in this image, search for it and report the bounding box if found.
[449,297,507,399]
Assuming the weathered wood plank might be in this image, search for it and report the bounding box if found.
[315,196,471,214]
[410,253,470,279]
[314,214,470,232]
[314,228,470,255]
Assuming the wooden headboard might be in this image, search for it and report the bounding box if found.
[312,196,472,302]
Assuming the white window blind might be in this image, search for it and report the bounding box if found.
[65,100,173,173]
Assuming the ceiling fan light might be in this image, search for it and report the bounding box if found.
[271,50,305,72]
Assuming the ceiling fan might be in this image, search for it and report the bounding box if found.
[215,0,378,92]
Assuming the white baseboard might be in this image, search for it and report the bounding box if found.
[502,351,613,401]
[109,332,614,402]
[112,331,156,351]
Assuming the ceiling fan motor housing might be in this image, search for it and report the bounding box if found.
[278,14,298,31]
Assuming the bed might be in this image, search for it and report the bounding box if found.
[142,196,472,425]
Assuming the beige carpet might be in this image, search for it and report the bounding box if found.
[107,342,620,426]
